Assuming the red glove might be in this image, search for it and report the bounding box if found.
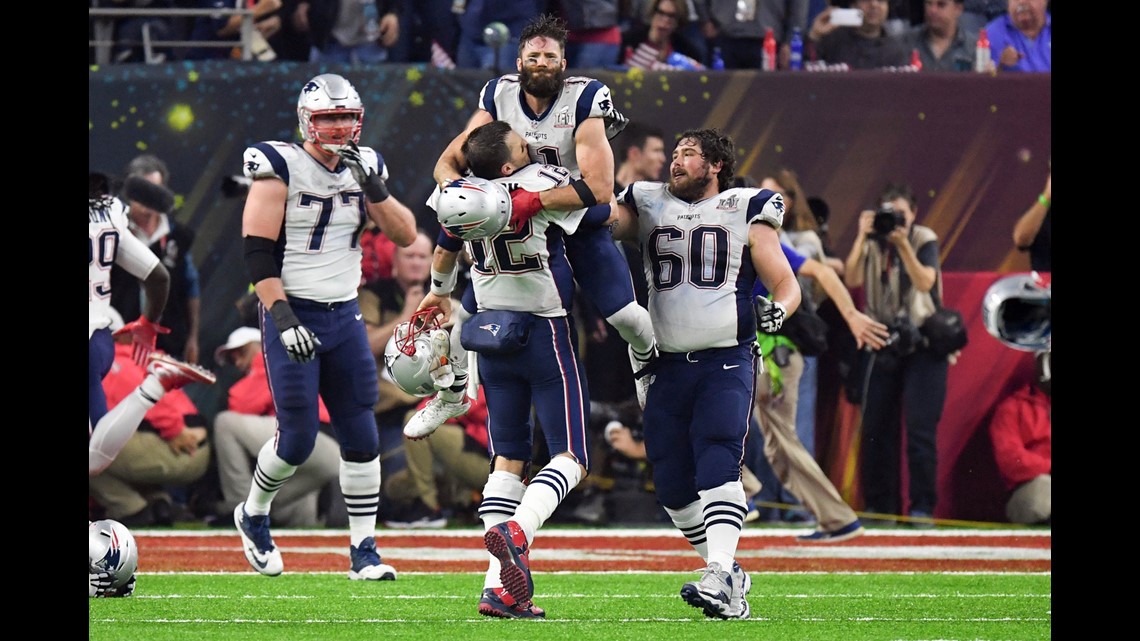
[509,188,543,232]
[113,315,171,366]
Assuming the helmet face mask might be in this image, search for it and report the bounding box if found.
[982,273,1051,352]
[89,519,138,589]
[384,308,450,397]
[435,177,512,241]
[297,74,364,154]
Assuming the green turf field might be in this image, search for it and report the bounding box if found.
[88,571,1050,641]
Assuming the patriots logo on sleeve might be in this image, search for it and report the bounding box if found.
[479,323,502,337]
[245,160,260,174]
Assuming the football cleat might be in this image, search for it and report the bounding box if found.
[147,352,217,391]
[403,396,471,440]
[680,562,736,619]
[478,587,546,619]
[234,502,283,576]
[730,561,752,619]
[484,520,534,603]
[349,536,397,580]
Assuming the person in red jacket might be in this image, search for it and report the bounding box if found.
[89,330,215,526]
[989,350,1050,524]
[212,326,341,527]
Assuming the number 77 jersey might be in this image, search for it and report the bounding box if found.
[242,141,383,302]
[618,182,785,353]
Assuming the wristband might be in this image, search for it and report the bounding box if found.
[1037,194,1050,207]
[362,175,390,203]
[269,299,301,331]
[430,266,456,296]
[569,179,598,207]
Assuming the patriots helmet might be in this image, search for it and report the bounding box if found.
[89,519,139,590]
[384,307,454,397]
[435,177,512,241]
[982,272,1051,352]
[297,73,363,154]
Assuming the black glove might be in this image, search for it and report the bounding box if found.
[754,296,788,334]
[337,141,390,203]
[270,300,322,364]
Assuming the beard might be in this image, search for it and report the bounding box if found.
[520,65,564,100]
[668,171,714,202]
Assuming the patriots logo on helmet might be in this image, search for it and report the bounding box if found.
[302,81,319,94]
[479,323,501,337]
[445,219,493,238]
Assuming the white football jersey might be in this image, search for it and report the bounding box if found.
[242,141,388,303]
[89,195,160,338]
[428,164,586,317]
[619,183,786,352]
[479,74,619,177]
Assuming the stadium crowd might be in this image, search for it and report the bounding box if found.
[91,0,1049,73]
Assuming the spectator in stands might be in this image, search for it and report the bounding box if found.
[621,0,707,70]
[759,170,830,462]
[89,316,213,526]
[401,0,461,67]
[212,327,341,527]
[1011,162,1050,272]
[753,242,889,541]
[112,154,201,365]
[958,0,1005,34]
[360,219,398,286]
[384,388,491,528]
[96,0,180,64]
[808,0,910,69]
[556,0,623,70]
[985,0,1049,72]
[454,0,546,72]
[844,182,948,528]
[184,0,283,61]
[989,350,1050,524]
[700,0,810,70]
[905,0,977,72]
[267,0,315,61]
[307,0,401,65]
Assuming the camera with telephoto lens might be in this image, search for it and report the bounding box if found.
[872,204,905,238]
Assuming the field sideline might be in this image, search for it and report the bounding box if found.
[91,527,1050,641]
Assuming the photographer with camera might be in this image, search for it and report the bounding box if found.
[843,183,948,528]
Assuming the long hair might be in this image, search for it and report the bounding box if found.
[772,167,817,232]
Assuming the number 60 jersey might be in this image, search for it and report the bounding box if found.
[617,183,785,353]
[242,141,387,303]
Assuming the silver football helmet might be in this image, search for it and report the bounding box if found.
[435,177,512,241]
[982,272,1051,352]
[297,73,363,154]
[89,519,138,590]
[384,308,454,397]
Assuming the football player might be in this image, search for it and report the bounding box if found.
[419,121,617,619]
[416,13,658,443]
[89,172,216,477]
[234,73,417,581]
[609,128,801,620]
